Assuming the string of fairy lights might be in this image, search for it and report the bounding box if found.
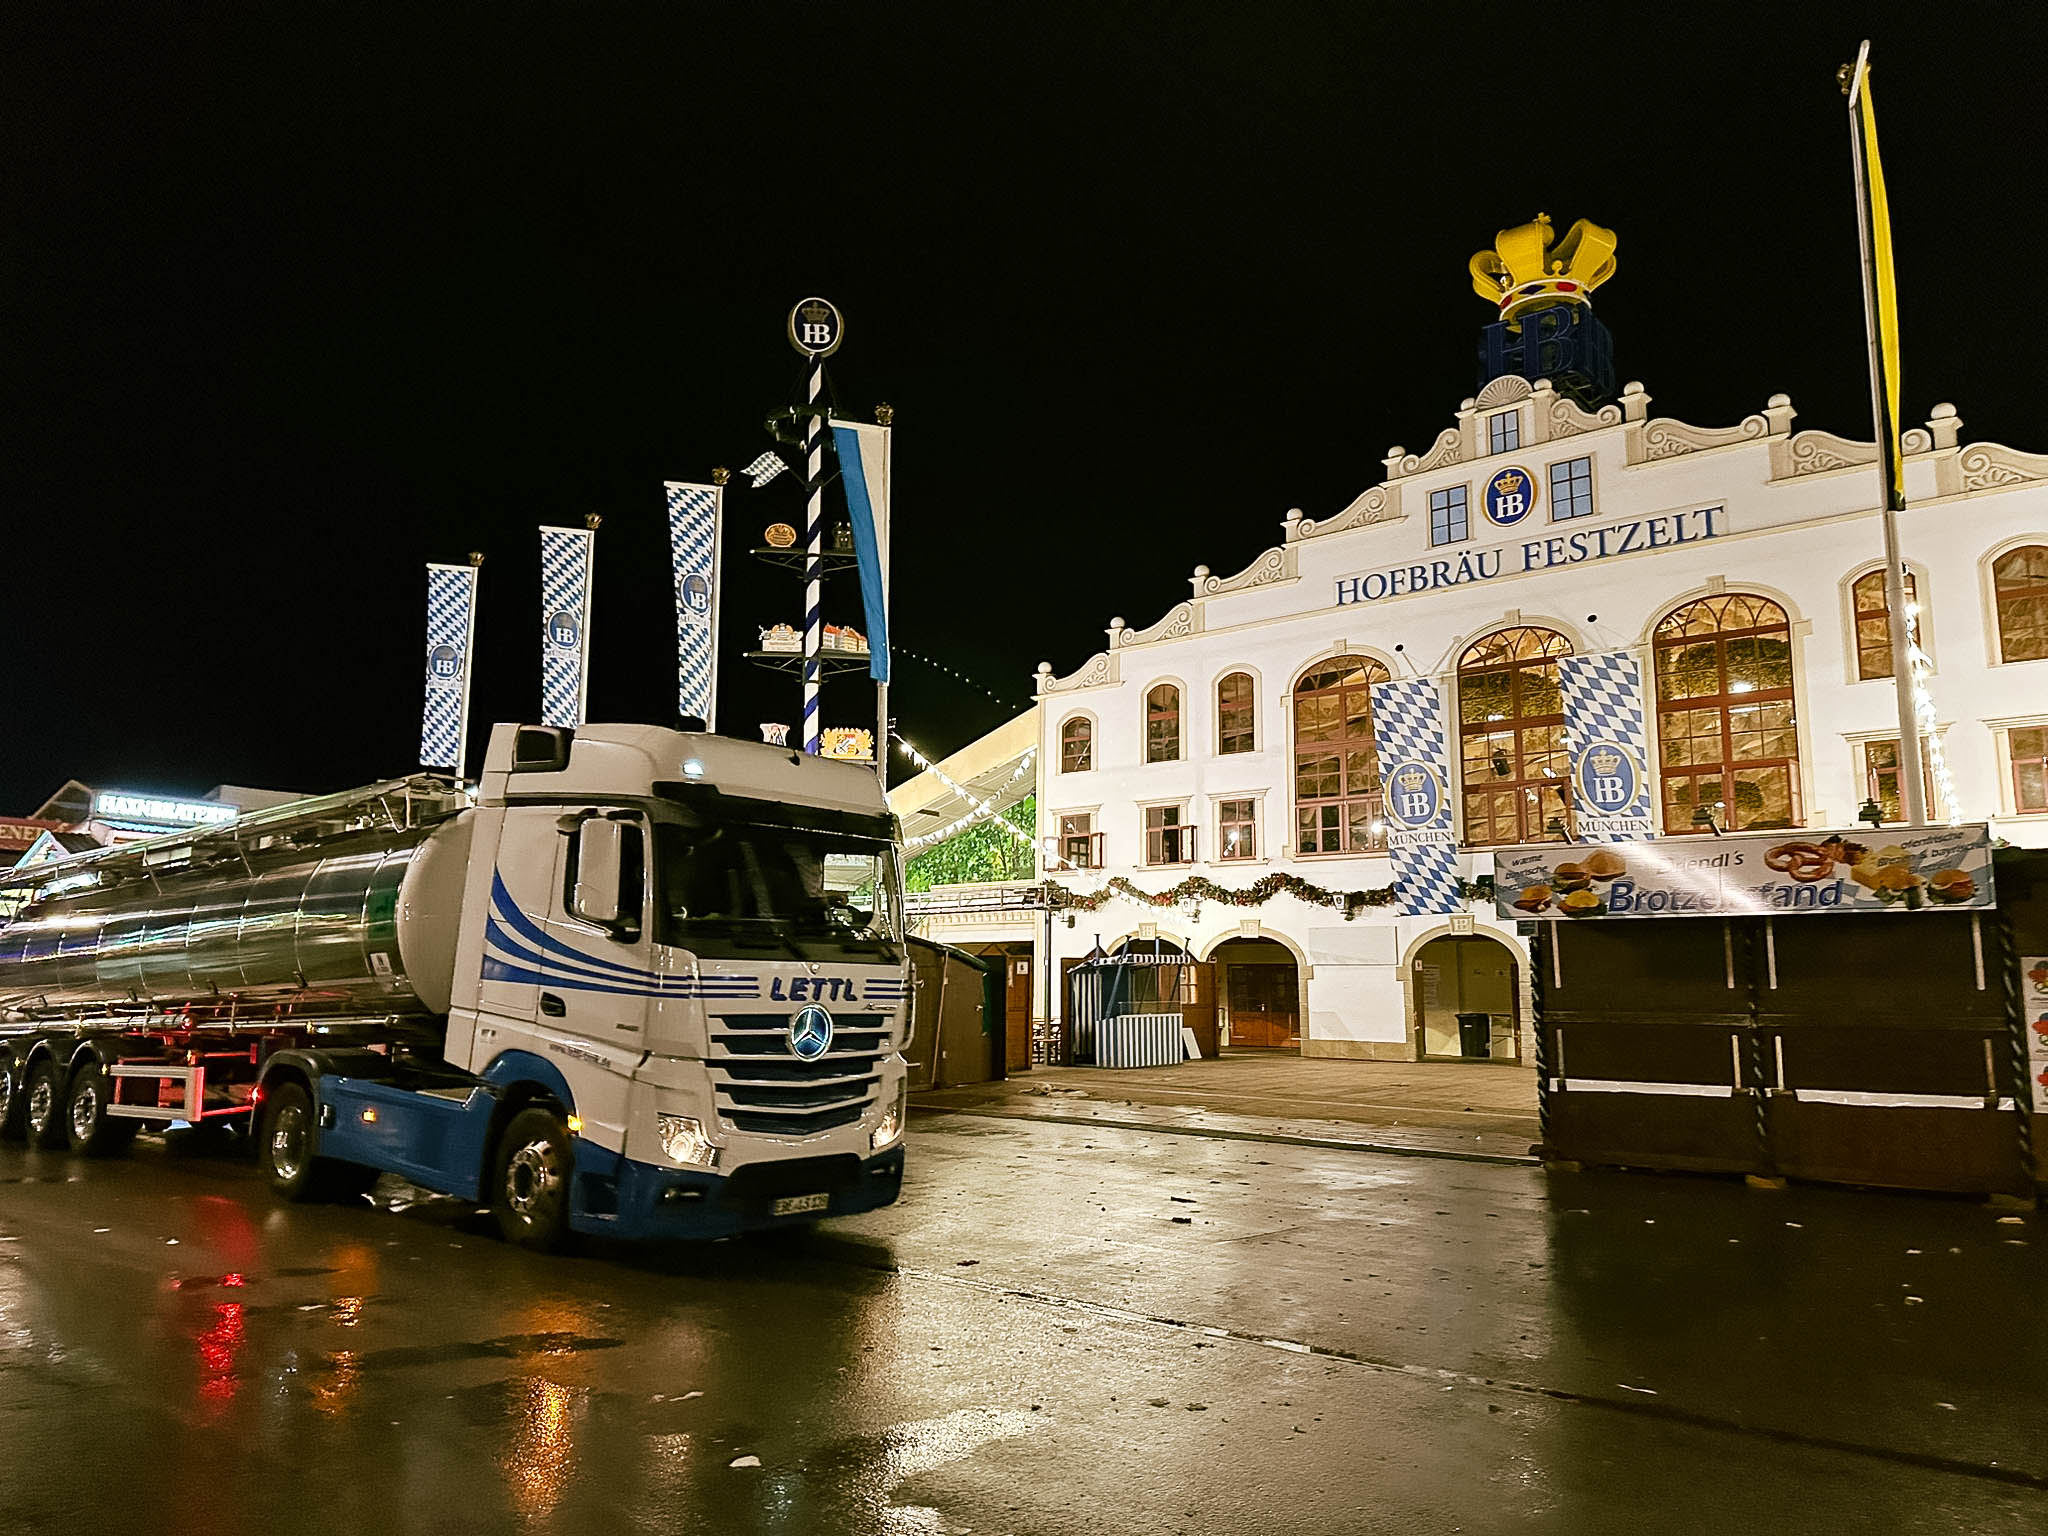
[895,645,1027,709]
[1904,598,1959,824]
[894,733,1041,855]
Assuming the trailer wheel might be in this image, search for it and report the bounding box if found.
[490,1107,572,1252]
[24,1060,69,1150]
[64,1064,136,1158]
[0,1055,26,1141]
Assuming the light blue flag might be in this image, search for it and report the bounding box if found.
[830,421,891,683]
[1558,651,1655,841]
[539,525,594,728]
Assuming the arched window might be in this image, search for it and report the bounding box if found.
[1457,627,1572,845]
[1145,684,1181,764]
[1850,567,1920,680]
[1993,545,2048,662]
[1654,594,1800,832]
[1293,656,1390,854]
[1217,672,1255,755]
[1059,716,1092,773]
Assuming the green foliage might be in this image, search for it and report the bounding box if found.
[904,795,1036,890]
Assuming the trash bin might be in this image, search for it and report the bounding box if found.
[1456,1011,1492,1059]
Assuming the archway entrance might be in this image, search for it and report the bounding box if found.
[1412,934,1520,1062]
[1213,936,1301,1052]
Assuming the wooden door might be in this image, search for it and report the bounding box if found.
[1226,962,1300,1049]
[1003,952,1033,1073]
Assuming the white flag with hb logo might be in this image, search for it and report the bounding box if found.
[538,525,595,728]
[665,481,723,726]
[421,561,480,772]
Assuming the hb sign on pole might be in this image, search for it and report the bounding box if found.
[665,481,723,728]
[1369,677,1463,915]
[538,523,596,728]
[421,559,481,774]
[1557,651,1655,841]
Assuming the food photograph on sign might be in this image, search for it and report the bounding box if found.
[1492,823,1997,919]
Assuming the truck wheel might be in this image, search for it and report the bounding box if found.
[24,1060,69,1150]
[258,1082,352,1202]
[0,1055,26,1141]
[491,1107,572,1252]
[64,1064,136,1157]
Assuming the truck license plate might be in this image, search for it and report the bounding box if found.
[773,1192,829,1216]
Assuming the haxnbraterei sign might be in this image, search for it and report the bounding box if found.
[1491,823,1997,920]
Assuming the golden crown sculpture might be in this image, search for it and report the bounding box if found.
[1590,748,1622,776]
[1470,213,1618,325]
[1397,766,1427,791]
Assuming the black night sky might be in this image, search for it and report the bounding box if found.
[5,4,2038,811]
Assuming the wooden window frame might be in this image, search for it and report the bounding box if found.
[1058,714,1094,774]
[1144,682,1182,765]
[1216,796,1259,861]
[1216,671,1256,756]
[1142,802,1196,866]
[1653,593,1803,834]
[1456,627,1573,847]
[1992,544,2048,664]
[1292,655,1390,856]
[1848,566,1921,682]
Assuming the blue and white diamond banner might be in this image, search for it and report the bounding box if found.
[421,562,479,772]
[1558,651,1655,841]
[539,525,595,728]
[1368,677,1463,915]
[665,481,723,727]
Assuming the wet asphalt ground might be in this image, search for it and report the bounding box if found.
[1,1115,2044,1535]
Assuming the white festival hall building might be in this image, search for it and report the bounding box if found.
[1025,365,2048,1066]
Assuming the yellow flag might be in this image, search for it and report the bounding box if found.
[1854,60,1906,507]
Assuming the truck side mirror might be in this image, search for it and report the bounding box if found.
[571,817,624,925]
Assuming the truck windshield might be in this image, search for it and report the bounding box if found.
[653,821,903,958]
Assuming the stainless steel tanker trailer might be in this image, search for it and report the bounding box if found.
[0,722,913,1249]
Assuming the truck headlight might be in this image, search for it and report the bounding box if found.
[656,1114,719,1169]
[870,1080,907,1150]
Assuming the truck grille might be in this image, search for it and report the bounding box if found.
[708,1013,890,1136]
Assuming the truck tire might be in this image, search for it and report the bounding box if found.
[64,1063,137,1157]
[490,1107,572,1252]
[259,1082,373,1203]
[24,1059,69,1150]
[0,1054,26,1141]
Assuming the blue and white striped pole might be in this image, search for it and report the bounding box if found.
[802,358,824,755]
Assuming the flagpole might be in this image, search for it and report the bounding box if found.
[802,359,825,755]
[579,513,600,727]
[459,550,484,785]
[874,404,894,789]
[1842,39,1927,826]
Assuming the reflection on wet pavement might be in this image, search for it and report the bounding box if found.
[0,1120,2043,1533]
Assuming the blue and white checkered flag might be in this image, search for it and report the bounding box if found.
[665,481,723,727]
[1369,677,1464,915]
[538,525,595,728]
[421,562,479,772]
[1558,651,1655,841]
[741,451,788,489]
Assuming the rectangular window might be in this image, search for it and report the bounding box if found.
[1058,812,1099,869]
[2012,726,2048,814]
[1217,798,1257,860]
[1144,805,1193,866]
[1488,411,1520,454]
[1548,455,1594,520]
[1429,485,1469,546]
[1862,739,1936,824]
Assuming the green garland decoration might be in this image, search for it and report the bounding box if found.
[1053,872,1491,915]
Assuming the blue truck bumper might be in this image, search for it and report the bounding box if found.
[568,1140,906,1241]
